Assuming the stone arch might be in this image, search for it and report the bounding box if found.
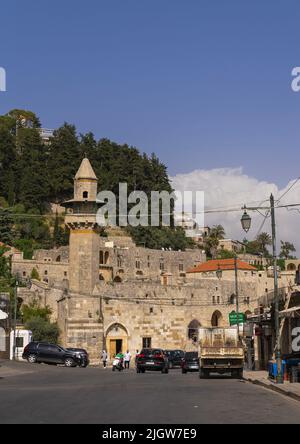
[211,310,223,327]
[188,319,201,342]
[105,323,129,358]
[287,263,296,271]
[113,275,122,283]
[56,255,61,262]
[0,327,6,352]
[99,274,105,281]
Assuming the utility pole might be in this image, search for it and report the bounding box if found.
[13,276,18,360]
[270,194,283,384]
[241,194,283,383]
[234,255,240,338]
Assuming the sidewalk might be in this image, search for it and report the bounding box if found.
[244,370,300,402]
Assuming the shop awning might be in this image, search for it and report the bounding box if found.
[0,309,8,320]
[279,306,300,318]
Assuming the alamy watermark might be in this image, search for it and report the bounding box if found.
[291,67,300,92]
[95,184,204,234]
[292,327,300,352]
[0,67,6,92]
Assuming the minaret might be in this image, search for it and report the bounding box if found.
[62,158,101,295]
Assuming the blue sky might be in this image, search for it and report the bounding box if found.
[1,1,300,186]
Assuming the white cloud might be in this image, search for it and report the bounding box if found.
[170,167,300,255]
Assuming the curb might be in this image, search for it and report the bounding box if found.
[244,377,300,402]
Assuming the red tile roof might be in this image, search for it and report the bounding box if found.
[187,258,256,274]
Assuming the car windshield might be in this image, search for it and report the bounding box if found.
[141,349,162,356]
[185,352,198,359]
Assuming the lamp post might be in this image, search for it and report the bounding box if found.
[241,194,283,384]
[13,274,19,361]
[234,255,240,338]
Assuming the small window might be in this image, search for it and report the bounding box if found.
[150,307,154,314]
[44,270,48,275]
[15,337,24,348]
[179,263,184,272]
[23,271,26,277]
[83,191,88,199]
[64,271,67,277]
[143,337,151,348]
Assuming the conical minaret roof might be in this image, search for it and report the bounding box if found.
[75,157,97,180]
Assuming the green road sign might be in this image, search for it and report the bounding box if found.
[229,311,246,325]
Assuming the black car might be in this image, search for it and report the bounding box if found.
[22,342,87,367]
[181,351,199,373]
[164,350,184,369]
[66,348,89,367]
[136,348,169,374]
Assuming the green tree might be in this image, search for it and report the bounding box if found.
[21,299,52,323]
[205,225,226,258]
[25,317,60,343]
[30,268,40,281]
[255,232,272,256]
[279,241,296,260]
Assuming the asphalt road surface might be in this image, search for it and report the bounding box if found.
[1,360,300,424]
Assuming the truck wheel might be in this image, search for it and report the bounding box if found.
[237,369,243,379]
[199,369,207,379]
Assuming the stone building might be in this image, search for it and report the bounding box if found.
[11,158,294,366]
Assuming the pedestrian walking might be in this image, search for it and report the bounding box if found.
[124,350,131,369]
[101,350,108,368]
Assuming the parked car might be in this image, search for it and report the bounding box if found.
[181,351,199,373]
[22,342,87,367]
[66,348,89,367]
[136,348,169,374]
[164,350,184,369]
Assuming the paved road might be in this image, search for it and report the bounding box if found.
[1,360,300,424]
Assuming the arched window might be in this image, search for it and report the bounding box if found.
[287,263,296,271]
[211,310,223,327]
[104,251,109,265]
[113,276,122,283]
[83,191,88,199]
[229,294,236,305]
[99,251,104,264]
[188,320,201,342]
[56,255,61,262]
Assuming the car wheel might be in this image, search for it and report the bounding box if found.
[136,368,140,373]
[27,354,37,364]
[64,358,75,367]
[142,369,146,373]
[182,369,187,374]
[199,369,208,379]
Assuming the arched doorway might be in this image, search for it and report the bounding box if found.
[211,310,223,327]
[188,320,201,342]
[287,263,296,271]
[105,323,128,358]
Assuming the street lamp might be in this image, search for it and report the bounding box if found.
[216,264,222,280]
[241,194,283,384]
[241,207,252,233]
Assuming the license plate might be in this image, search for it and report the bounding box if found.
[146,361,154,365]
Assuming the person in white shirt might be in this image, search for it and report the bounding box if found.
[124,350,131,369]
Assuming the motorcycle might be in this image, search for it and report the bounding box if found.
[112,356,124,372]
